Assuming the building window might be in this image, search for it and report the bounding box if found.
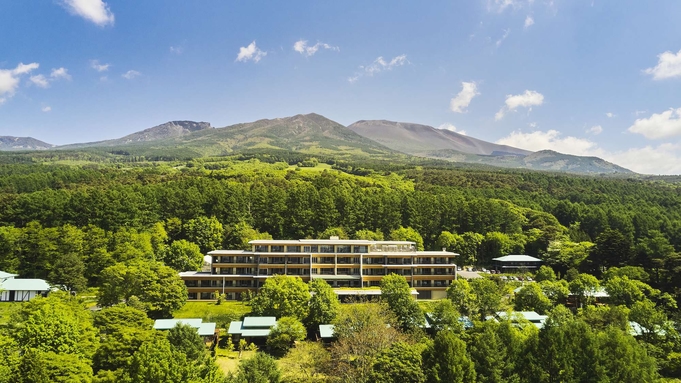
[255,245,268,252]
[271,245,284,252]
[353,245,368,253]
[286,246,301,253]
[185,280,198,287]
[200,292,212,300]
[336,245,351,253]
[188,293,197,300]
[303,245,318,253]
[320,245,334,253]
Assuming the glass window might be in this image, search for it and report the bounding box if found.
[320,245,334,253]
[286,246,301,253]
[336,245,351,253]
[303,245,318,253]
[255,245,268,252]
[271,245,284,252]
[353,245,368,253]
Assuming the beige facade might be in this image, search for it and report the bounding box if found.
[180,238,458,300]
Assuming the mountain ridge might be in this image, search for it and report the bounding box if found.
[0,113,633,174]
[0,136,54,151]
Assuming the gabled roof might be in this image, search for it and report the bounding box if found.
[492,255,542,263]
[0,278,50,291]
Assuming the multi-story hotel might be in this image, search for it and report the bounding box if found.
[180,237,458,300]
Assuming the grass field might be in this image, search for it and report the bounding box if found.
[215,349,256,375]
[173,301,251,321]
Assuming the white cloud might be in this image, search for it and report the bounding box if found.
[634,110,648,116]
[644,49,681,80]
[50,67,71,80]
[293,40,339,57]
[450,82,479,113]
[488,0,519,12]
[524,15,534,28]
[29,75,50,88]
[170,46,183,55]
[529,122,537,128]
[628,108,681,139]
[496,130,598,156]
[90,60,110,72]
[121,70,141,80]
[495,89,544,120]
[236,41,267,63]
[13,63,40,75]
[0,62,40,104]
[348,54,408,82]
[587,125,603,135]
[60,0,114,26]
[42,106,52,112]
[496,29,510,47]
[605,112,614,118]
[496,128,681,174]
[436,123,466,135]
[606,143,681,175]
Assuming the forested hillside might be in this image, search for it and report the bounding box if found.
[0,157,680,292]
[2,156,681,381]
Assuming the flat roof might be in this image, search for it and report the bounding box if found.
[319,324,335,338]
[208,250,251,255]
[0,271,17,279]
[0,278,50,291]
[198,322,217,336]
[242,316,277,328]
[416,251,459,256]
[492,255,542,263]
[154,318,203,330]
[249,239,415,246]
[228,318,276,337]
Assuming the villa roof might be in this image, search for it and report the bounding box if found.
[0,271,17,279]
[228,317,277,337]
[0,278,50,291]
[243,316,277,328]
[492,255,542,263]
[153,318,217,336]
[319,324,335,339]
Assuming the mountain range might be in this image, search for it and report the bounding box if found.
[0,114,632,174]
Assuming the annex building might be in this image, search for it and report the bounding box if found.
[180,238,458,300]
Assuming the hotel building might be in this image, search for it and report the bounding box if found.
[180,238,458,300]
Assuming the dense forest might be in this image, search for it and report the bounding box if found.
[2,155,681,381]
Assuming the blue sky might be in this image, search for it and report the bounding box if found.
[1,1,681,173]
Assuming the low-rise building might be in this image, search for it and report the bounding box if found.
[153,318,218,345]
[228,316,277,344]
[0,271,50,302]
[492,254,542,272]
[180,238,458,300]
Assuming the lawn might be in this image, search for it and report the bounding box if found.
[173,301,251,323]
[215,350,256,375]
